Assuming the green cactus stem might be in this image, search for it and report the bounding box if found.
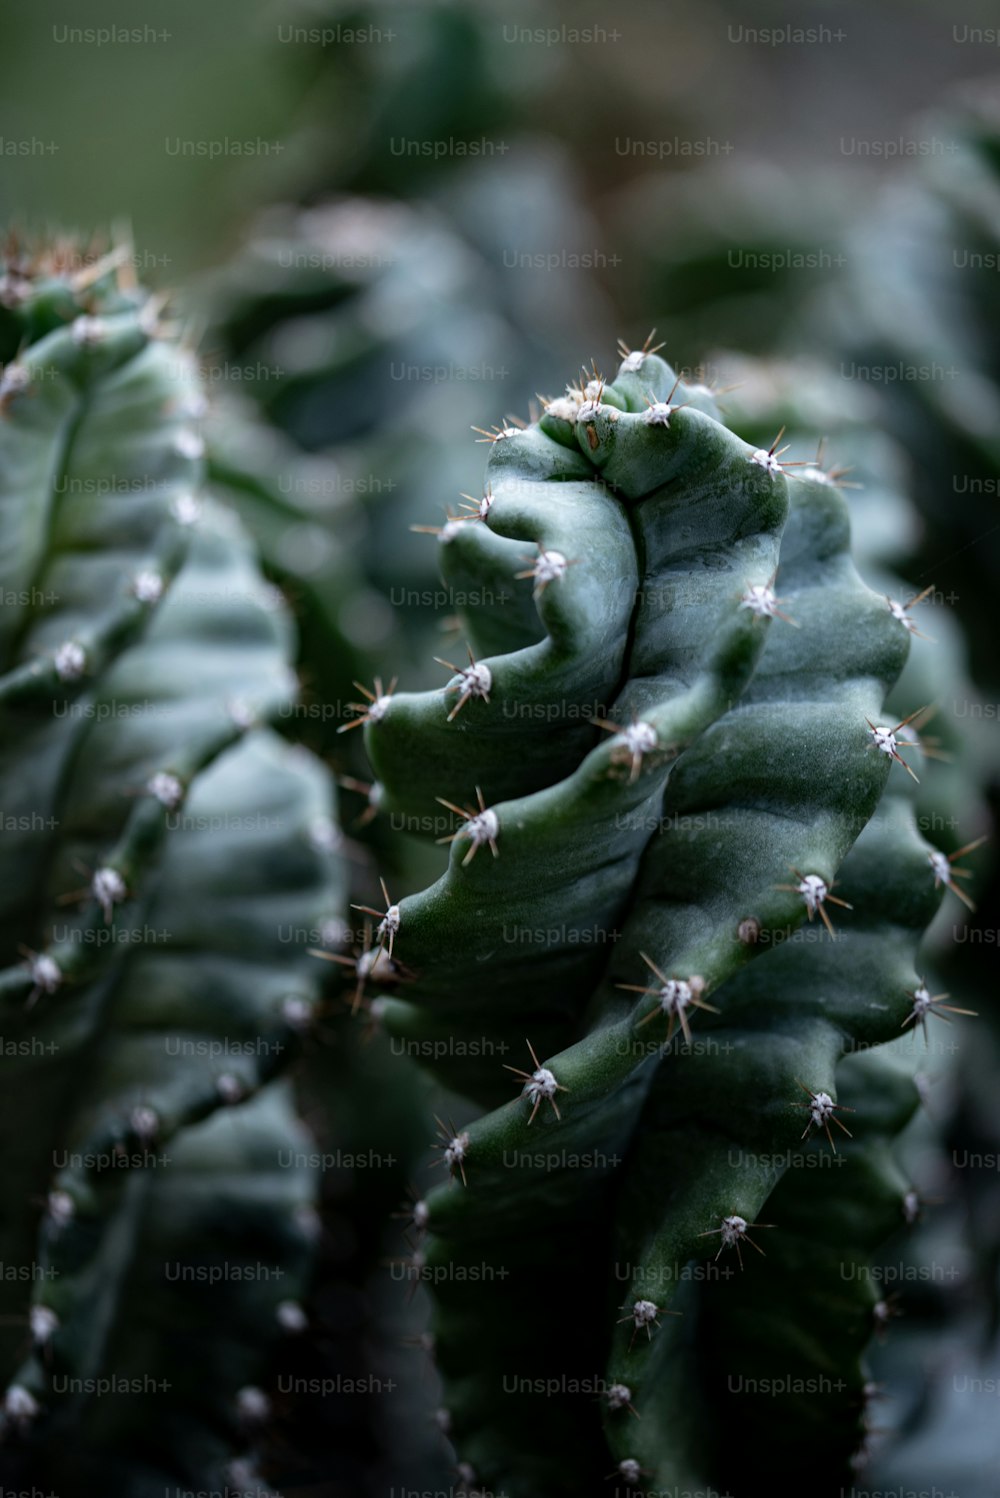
[352,344,972,1497]
[0,240,342,1492]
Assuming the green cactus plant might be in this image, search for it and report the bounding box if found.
[715,351,993,866]
[195,193,528,752]
[0,240,342,1495]
[199,187,612,723]
[835,84,1000,696]
[346,344,976,1497]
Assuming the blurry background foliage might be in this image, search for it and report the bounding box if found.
[0,0,996,274]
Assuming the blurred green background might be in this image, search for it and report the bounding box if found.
[3,0,999,276]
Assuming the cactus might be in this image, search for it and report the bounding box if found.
[830,100,1000,1435]
[198,179,613,736]
[204,393,386,757]
[836,85,1000,696]
[715,351,993,861]
[197,195,526,725]
[0,240,341,1493]
[348,345,974,1496]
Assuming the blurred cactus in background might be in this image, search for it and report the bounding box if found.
[199,174,613,735]
[834,85,1000,693]
[609,162,854,361]
[0,239,340,1495]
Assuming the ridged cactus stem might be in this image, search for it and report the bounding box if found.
[0,240,342,1493]
[349,343,971,1497]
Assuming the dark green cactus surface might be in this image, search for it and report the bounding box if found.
[350,346,974,1497]
[0,244,341,1495]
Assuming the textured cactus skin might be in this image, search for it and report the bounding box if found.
[637,1045,919,1490]
[0,248,340,1491]
[368,360,793,1097]
[201,198,522,604]
[352,347,967,1496]
[717,353,992,863]
[199,182,613,740]
[602,783,932,1488]
[9,1086,316,1496]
